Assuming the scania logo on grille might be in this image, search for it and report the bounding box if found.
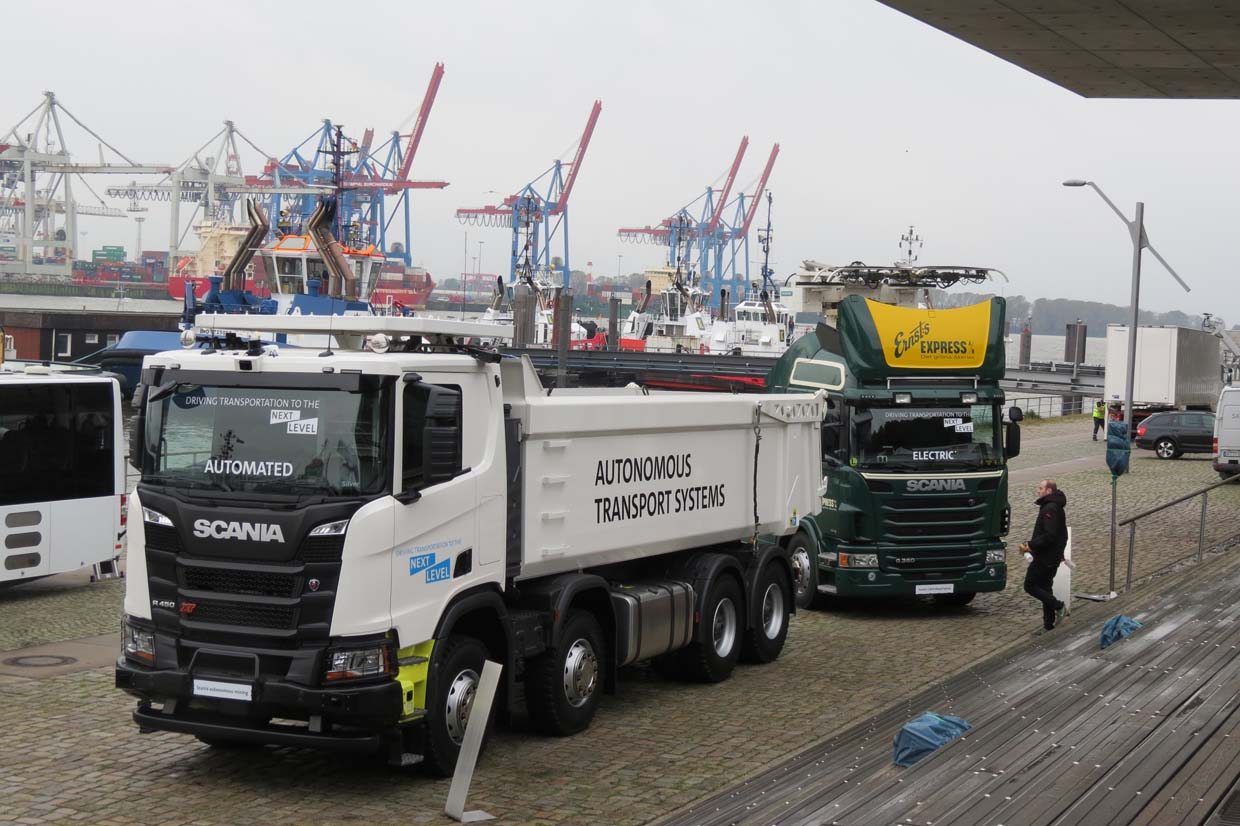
[192,519,285,543]
[893,557,916,564]
[905,479,967,493]
[307,578,320,592]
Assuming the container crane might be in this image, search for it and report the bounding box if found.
[1,91,172,278]
[719,143,779,305]
[455,100,602,289]
[259,63,449,266]
[618,138,778,311]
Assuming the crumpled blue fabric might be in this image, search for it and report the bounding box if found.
[893,711,972,767]
[1106,420,1130,477]
[1101,614,1143,649]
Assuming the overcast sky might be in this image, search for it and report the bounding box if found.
[7,0,1240,323]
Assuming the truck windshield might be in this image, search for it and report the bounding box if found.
[141,383,390,498]
[852,405,1000,469]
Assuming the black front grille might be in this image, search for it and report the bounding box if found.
[880,497,987,545]
[182,566,299,598]
[301,535,345,563]
[189,599,298,630]
[144,523,183,553]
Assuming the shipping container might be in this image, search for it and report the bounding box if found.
[1104,324,1223,410]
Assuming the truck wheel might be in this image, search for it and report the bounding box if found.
[1155,438,1179,459]
[788,533,817,610]
[422,634,491,777]
[680,575,744,683]
[525,611,605,737]
[741,563,791,664]
[934,592,976,607]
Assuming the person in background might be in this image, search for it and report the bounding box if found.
[1092,400,1106,441]
[1020,478,1068,632]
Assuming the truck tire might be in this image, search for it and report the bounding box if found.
[678,575,744,683]
[1155,437,1179,459]
[422,634,492,777]
[525,610,605,737]
[741,562,791,664]
[788,533,817,610]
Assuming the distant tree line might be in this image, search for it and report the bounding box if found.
[928,291,1230,335]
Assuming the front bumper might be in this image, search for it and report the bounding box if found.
[819,542,1007,597]
[116,657,405,751]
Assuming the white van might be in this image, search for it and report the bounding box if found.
[0,366,125,585]
[1215,385,1240,479]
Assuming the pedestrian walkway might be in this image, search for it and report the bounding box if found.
[660,548,1240,826]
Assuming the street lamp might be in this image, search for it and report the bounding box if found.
[1063,179,1191,598]
[1061,180,1190,431]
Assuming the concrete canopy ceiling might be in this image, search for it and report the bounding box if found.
[877,1,1240,98]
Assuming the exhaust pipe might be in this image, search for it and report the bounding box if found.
[220,198,269,292]
[636,280,652,314]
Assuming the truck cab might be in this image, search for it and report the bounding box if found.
[769,296,1019,606]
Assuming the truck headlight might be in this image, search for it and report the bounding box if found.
[324,643,394,681]
[986,549,1006,564]
[894,392,912,405]
[840,552,879,568]
[142,507,173,527]
[960,392,978,404]
[122,621,155,665]
[309,519,349,537]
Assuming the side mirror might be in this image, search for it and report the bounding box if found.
[1005,421,1021,459]
[1008,405,1024,423]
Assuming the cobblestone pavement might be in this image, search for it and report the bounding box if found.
[1,417,1237,825]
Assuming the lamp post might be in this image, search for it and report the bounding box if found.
[1061,180,1190,431]
[1063,179,1191,596]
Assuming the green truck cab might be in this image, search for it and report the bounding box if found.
[768,295,1022,607]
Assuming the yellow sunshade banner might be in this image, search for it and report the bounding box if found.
[865,299,991,369]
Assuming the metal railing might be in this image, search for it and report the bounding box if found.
[1007,395,1100,419]
[1115,473,1240,591]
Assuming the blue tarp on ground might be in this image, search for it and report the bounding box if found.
[893,711,972,767]
[1101,614,1143,649]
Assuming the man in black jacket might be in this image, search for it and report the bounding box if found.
[1020,479,1068,631]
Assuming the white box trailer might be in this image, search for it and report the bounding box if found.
[117,315,823,775]
[1104,324,1222,410]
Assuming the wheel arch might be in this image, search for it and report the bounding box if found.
[515,573,618,693]
[432,584,514,714]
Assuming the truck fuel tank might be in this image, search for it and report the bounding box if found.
[610,581,695,667]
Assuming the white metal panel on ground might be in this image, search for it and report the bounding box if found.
[505,358,824,579]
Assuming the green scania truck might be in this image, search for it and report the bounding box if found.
[768,295,1022,608]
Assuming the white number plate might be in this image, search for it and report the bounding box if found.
[1223,449,1239,457]
[192,678,252,702]
[915,583,955,595]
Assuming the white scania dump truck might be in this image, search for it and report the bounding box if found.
[116,315,823,774]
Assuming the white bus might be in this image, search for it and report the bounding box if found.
[0,367,125,586]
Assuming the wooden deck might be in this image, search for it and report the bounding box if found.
[661,554,1240,826]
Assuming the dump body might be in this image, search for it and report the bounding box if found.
[1104,325,1222,409]
[503,360,822,578]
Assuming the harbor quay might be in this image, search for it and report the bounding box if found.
[1,414,1237,825]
